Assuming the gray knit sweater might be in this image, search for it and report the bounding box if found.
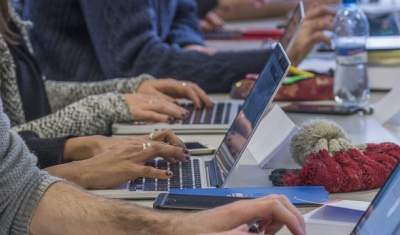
[0,100,60,234]
[2,7,153,138]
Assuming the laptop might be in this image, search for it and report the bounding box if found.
[91,43,291,199]
[277,0,305,54]
[351,161,400,235]
[111,2,304,136]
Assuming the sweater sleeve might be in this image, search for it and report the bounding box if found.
[78,0,272,93]
[0,100,60,234]
[18,131,73,169]
[166,0,205,47]
[45,74,153,112]
[12,93,133,138]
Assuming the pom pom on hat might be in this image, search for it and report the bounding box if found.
[270,120,400,193]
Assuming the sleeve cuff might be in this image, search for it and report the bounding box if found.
[19,131,76,169]
[13,173,61,234]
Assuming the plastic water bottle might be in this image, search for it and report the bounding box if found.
[333,0,370,106]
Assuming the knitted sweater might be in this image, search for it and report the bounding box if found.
[2,7,154,138]
[0,99,60,234]
[24,0,272,93]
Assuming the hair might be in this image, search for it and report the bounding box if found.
[0,0,18,45]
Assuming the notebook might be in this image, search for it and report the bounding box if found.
[91,43,291,199]
[111,1,304,135]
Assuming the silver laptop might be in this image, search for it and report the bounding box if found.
[111,2,303,136]
[92,43,291,199]
[351,161,400,235]
[277,0,305,54]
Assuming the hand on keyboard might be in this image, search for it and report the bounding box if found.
[122,93,191,123]
[136,78,213,109]
[63,131,190,190]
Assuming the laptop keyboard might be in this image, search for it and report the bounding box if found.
[178,102,231,125]
[129,159,202,191]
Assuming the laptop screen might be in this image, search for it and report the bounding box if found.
[212,43,290,187]
[279,1,305,53]
[351,161,400,235]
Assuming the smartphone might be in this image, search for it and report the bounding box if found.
[153,193,252,211]
[282,103,374,116]
[184,141,216,155]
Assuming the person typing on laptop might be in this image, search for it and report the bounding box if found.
[0,98,306,234]
[0,1,212,138]
[24,0,335,93]
[20,129,193,189]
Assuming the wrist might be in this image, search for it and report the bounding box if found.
[134,74,155,93]
[64,136,98,162]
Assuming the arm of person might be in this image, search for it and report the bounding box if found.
[213,0,339,21]
[78,0,272,93]
[287,4,336,66]
[18,130,73,169]
[45,74,153,112]
[30,183,305,235]
[1,97,305,235]
[44,140,191,189]
[214,2,296,21]
[167,0,205,47]
[12,93,133,138]
[12,92,191,138]
[0,101,60,234]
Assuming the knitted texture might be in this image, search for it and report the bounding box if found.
[0,10,150,138]
[0,32,26,126]
[270,120,400,193]
[24,0,272,93]
[0,100,60,235]
[45,74,153,112]
[13,93,133,138]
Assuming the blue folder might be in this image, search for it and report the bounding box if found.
[169,186,330,205]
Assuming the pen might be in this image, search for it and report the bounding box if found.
[289,65,315,78]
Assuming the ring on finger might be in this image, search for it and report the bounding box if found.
[149,132,154,140]
[181,81,188,87]
[149,98,158,104]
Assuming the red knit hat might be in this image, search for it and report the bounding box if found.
[269,120,400,193]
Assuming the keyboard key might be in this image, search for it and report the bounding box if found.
[214,103,225,124]
[203,106,214,124]
[137,159,203,191]
[224,103,232,124]
[192,108,203,124]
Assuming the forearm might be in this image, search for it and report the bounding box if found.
[12,93,133,138]
[44,162,87,188]
[0,107,60,234]
[30,182,179,235]
[214,2,296,21]
[45,74,153,112]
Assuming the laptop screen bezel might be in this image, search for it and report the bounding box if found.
[350,161,400,234]
[209,43,291,188]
